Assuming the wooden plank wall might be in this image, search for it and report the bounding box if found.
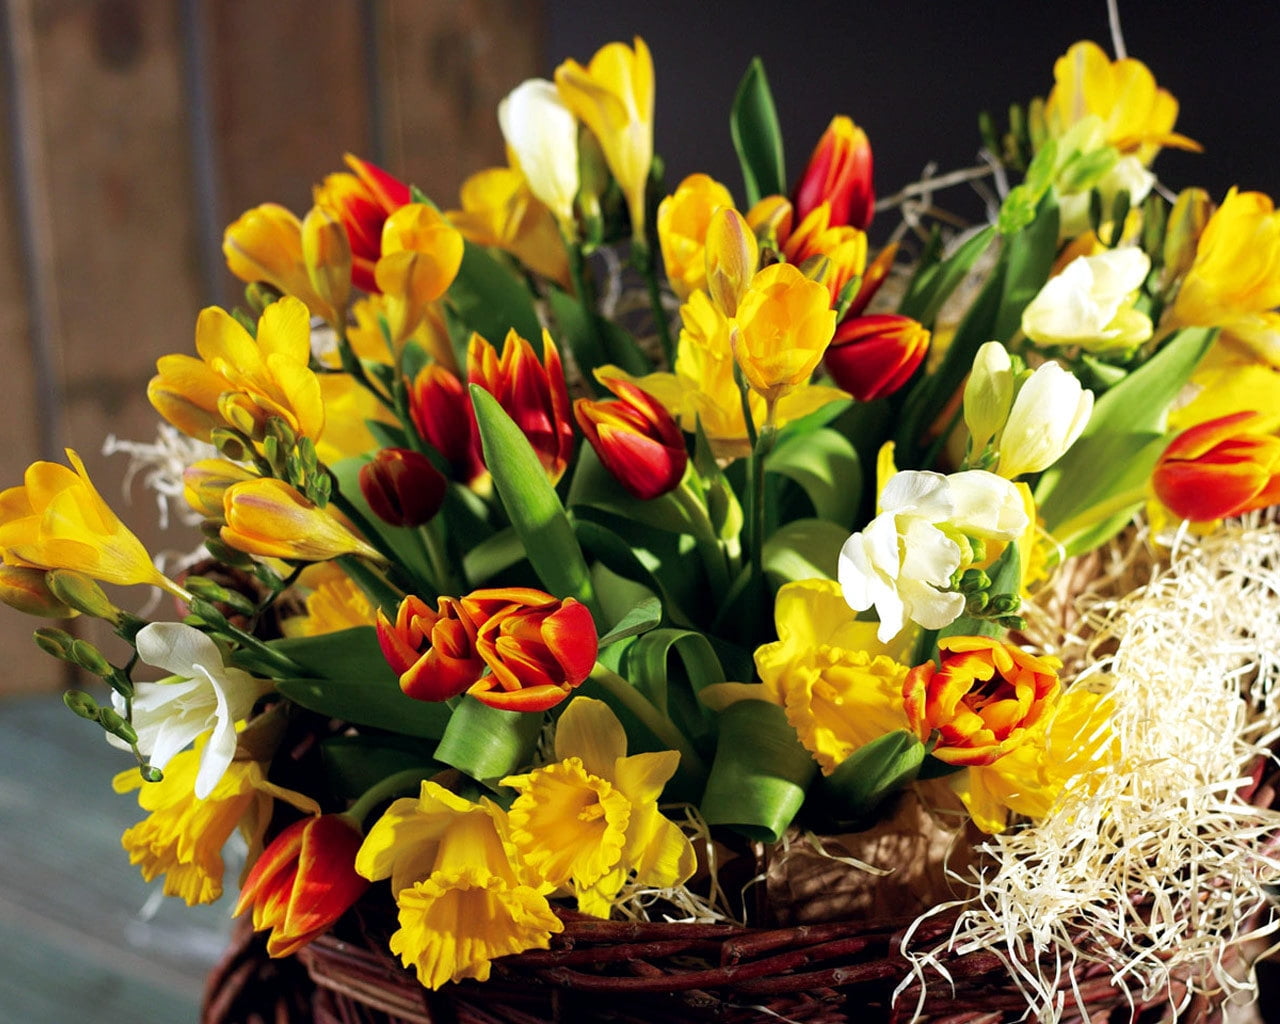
[0,0,545,695]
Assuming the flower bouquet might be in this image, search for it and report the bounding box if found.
[5,26,1280,1024]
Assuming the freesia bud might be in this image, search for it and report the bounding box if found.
[375,204,465,344]
[0,566,77,618]
[1153,411,1280,521]
[656,173,737,300]
[184,459,257,519]
[794,115,875,231]
[234,814,369,958]
[963,341,1015,456]
[223,204,338,323]
[408,364,485,485]
[705,207,758,317]
[1021,248,1153,352]
[34,626,76,660]
[574,376,688,500]
[301,205,353,322]
[996,361,1093,479]
[1161,187,1211,288]
[903,636,1061,766]
[823,313,929,402]
[221,478,383,562]
[498,79,580,230]
[45,570,119,621]
[359,448,448,527]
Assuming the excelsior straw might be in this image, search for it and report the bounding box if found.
[898,514,1280,1021]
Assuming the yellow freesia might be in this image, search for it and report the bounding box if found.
[704,206,759,317]
[0,449,176,593]
[1042,40,1199,165]
[223,203,339,323]
[555,37,654,240]
[315,372,394,466]
[447,166,571,287]
[657,173,737,300]
[282,564,374,637]
[731,262,836,406]
[113,738,319,906]
[375,204,465,344]
[355,780,562,989]
[220,478,383,563]
[182,458,257,519]
[347,294,456,374]
[502,697,695,918]
[300,204,353,323]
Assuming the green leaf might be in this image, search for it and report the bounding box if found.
[569,445,705,536]
[991,191,1059,343]
[574,518,697,628]
[320,734,440,801]
[470,387,597,611]
[762,518,846,584]
[765,427,862,526]
[433,695,544,786]
[461,526,528,586]
[730,57,785,207]
[598,596,663,649]
[272,628,453,739]
[625,627,726,723]
[700,700,815,842]
[816,730,925,827]
[897,225,997,327]
[1036,327,1217,555]
[447,241,542,346]
[547,288,650,384]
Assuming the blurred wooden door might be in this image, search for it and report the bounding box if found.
[0,0,544,694]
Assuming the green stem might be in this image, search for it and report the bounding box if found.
[748,414,778,595]
[668,473,731,598]
[347,767,433,826]
[589,663,707,785]
[219,619,309,677]
[566,238,610,377]
[633,238,675,368]
[419,516,463,596]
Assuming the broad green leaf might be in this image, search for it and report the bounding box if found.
[461,526,528,586]
[762,518,846,584]
[625,627,726,724]
[598,596,663,649]
[447,241,542,346]
[765,427,862,526]
[700,700,815,842]
[574,518,697,628]
[364,418,409,451]
[470,387,596,611]
[547,288,650,383]
[320,734,440,801]
[817,730,925,826]
[730,58,785,207]
[991,192,1059,343]
[433,695,544,786]
[897,225,997,327]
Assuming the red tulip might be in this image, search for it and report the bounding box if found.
[377,594,485,701]
[359,447,448,527]
[233,814,369,958]
[574,377,687,500]
[408,363,486,486]
[793,116,875,231]
[1153,411,1280,521]
[824,313,929,401]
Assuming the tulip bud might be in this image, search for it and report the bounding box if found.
[45,570,119,621]
[823,314,929,402]
[314,154,411,293]
[704,207,758,317]
[996,360,1094,479]
[794,115,875,231]
[359,448,448,527]
[842,241,899,321]
[731,263,836,406]
[1162,187,1212,287]
[221,478,384,563]
[0,566,78,618]
[656,173,737,300]
[302,205,353,322]
[408,363,484,485]
[575,376,688,500]
[963,342,1015,456]
[1153,411,1280,521]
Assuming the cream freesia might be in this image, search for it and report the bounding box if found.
[996,360,1094,479]
[1021,248,1152,352]
[498,79,580,229]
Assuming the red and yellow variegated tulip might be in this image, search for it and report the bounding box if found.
[823,313,929,402]
[408,363,485,486]
[376,204,465,344]
[903,636,1061,767]
[657,173,737,300]
[461,588,598,712]
[377,594,486,702]
[234,814,369,958]
[574,376,688,500]
[221,478,382,563]
[468,329,575,485]
[313,153,411,293]
[777,201,868,307]
[794,115,875,231]
[359,447,448,528]
[1152,411,1280,521]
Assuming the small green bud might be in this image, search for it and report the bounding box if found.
[988,593,1021,616]
[960,568,991,593]
[243,282,281,317]
[965,592,990,615]
[33,626,76,660]
[97,706,137,745]
[184,576,256,617]
[63,689,100,720]
[46,570,121,622]
[139,764,164,783]
[69,638,114,677]
[188,598,230,629]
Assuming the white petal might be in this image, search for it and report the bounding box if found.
[136,622,225,678]
[879,470,953,519]
[195,682,236,799]
[947,471,1029,539]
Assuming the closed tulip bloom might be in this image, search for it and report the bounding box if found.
[498,79,580,229]
[554,37,654,240]
[996,361,1094,479]
[377,594,486,702]
[221,478,382,563]
[574,376,688,500]
[223,204,338,323]
[656,173,737,300]
[301,204,353,323]
[468,329,575,484]
[732,262,836,405]
[408,363,485,485]
[313,153,411,293]
[704,206,758,317]
[824,314,929,402]
[1153,411,1280,521]
[376,204,465,344]
[359,448,448,528]
[793,115,875,231]
[903,636,1061,767]
[235,814,369,958]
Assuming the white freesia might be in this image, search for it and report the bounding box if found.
[1021,248,1153,352]
[498,78,580,228]
[996,361,1094,479]
[108,622,272,798]
[963,341,1015,455]
[838,469,1028,642]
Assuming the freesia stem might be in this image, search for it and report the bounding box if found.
[589,662,707,785]
[633,239,675,368]
[566,238,611,376]
[347,767,431,827]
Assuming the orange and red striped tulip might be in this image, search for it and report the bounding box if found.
[1152,411,1280,521]
[377,593,487,702]
[793,115,875,231]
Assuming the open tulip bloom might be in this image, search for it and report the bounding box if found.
[7,27,1280,1018]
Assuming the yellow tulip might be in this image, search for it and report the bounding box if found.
[447,167,570,287]
[555,37,655,240]
[220,478,383,563]
[375,204,465,344]
[731,262,836,406]
[656,173,736,300]
[223,203,339,323]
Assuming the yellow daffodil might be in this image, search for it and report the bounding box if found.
[223,203,339,323]
[375,204,465,344]
[732,262,836,406]
[355,780,562,989]
[502,697,695,918]
[555,37,654,240]
[447,166,570,287]
[220,478,383,563]
[657,173,737,300]
[282,564,374,637]
[1042,40,1199,165]
[0,449,176,593]
[114,738,319,906]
